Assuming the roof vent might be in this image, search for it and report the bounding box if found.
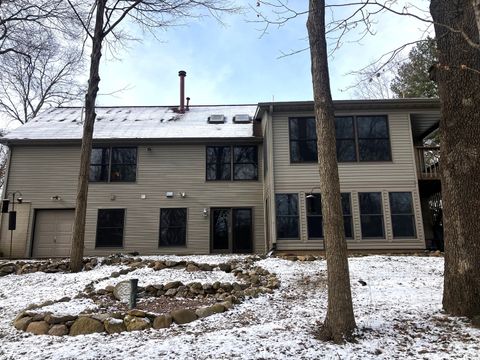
[233,114,251,123]
[208,114,225,124]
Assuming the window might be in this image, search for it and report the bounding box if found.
[96,209,125,247]
[389,192,416,238]
[234,146,258,180]
[335,117,357,162]
[289,117,317,162]
[289,116,391,163]
[335,115,391,162]
[159,208,187,247]
[276,194,299,239]
[90,147,137,182]
[359,192,385,238]
[206,145,258,181]
[306,193,353,239]
[356,116,391,161]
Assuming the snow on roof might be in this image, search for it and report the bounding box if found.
[2,105,258,141]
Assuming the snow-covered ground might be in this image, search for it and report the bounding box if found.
[1,255,479,359]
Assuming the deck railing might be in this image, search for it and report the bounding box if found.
[415,146,441,180]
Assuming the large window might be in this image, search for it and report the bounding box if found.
[206,146,258,181]
[389,192,416,238]
[290,115,391,163]
[96,209,125,247]
[276,194,299,239]
[306,193,353,239]
[289,117,317,162]
[359,192,385,238]
[90,147,137,182]
[159,208,187,247]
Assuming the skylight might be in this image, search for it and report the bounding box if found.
[233,114,251,123]
[208,114,225,124]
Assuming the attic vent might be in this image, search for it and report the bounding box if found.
[208,114,225,124]
[233,114,251,123]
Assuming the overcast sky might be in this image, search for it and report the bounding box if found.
[96,1,430,108]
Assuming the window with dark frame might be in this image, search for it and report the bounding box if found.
[206,145,258,181]
[89,147,137,182]
[289,115,391,163]
[389,192,416,238]
[95,209,125,248]
[159,208,187,247]
[289,117,317,162]
[233,146,258,180]
[306,193,354,239]
[359,192,385,238]
[275,194,299,239]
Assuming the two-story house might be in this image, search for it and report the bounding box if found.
[0,98,441,258]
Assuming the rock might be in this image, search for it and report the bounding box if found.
[113,280,135,303]
[199,263,213,271]
[104,318,126,334]
[153,261,166,271]
[171,309,197,325]
[164,281,182,290]
[218,263,232,273]
[69,317,105,336]
[186,263,200,272]
[48,324,68,336]
[124,316,151,331]
[26,321,50,335]
[0,264,16,274]
[14,316,32,331]
[220,283,233,292]
[45,314,77,325]
[165,288,177,297]
[153,315,172,329]
[220,300,233,310]
[195,307,215,318]
[165,260,178,268]
[119,269,130,275]
[105,285,115,293]
[209,304,226,314]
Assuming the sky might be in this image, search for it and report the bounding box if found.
[96,1,431,108]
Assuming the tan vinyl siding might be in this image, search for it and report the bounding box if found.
[2,144,264,257]
[271,110,425,251]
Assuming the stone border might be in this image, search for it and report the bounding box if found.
[13,257,280,336]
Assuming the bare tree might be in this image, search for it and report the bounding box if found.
[67,0,239,272]
[307,0,356,343]
[352,62,396,99]
[430,0,480,318]
[0,32,84,124]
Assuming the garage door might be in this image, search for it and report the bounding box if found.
[32,210,75,258]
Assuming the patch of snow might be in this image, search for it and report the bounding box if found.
[138,254,249,265]
[1,255,479,360]
[38,298,98,316]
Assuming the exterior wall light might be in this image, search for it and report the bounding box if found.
[51,195,62,201]
[203,208,208,217]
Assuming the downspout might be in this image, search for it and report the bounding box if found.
[0,144,13,250]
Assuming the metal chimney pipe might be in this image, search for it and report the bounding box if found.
[178,70,186,113]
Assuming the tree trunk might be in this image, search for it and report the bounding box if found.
[70,0,106,272]
[307,0,356,342]
[430,0,480,317]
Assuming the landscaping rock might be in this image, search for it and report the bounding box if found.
[69,317,105,336]
[164,281,182,290]
[218,263,232,273]
[171,309,197,324]
[14,316,32,331]
[153,261,167,271]
[165,288,177,297]
[104,318,126,334]
[48,324,68,336]
[124,316,151,331]
[153,315,172,329]
[45,314,77,325]
[195,307,215,318]
[209,304,226,314]
[26,321,50,335]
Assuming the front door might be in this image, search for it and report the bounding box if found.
[211,208,253,253]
